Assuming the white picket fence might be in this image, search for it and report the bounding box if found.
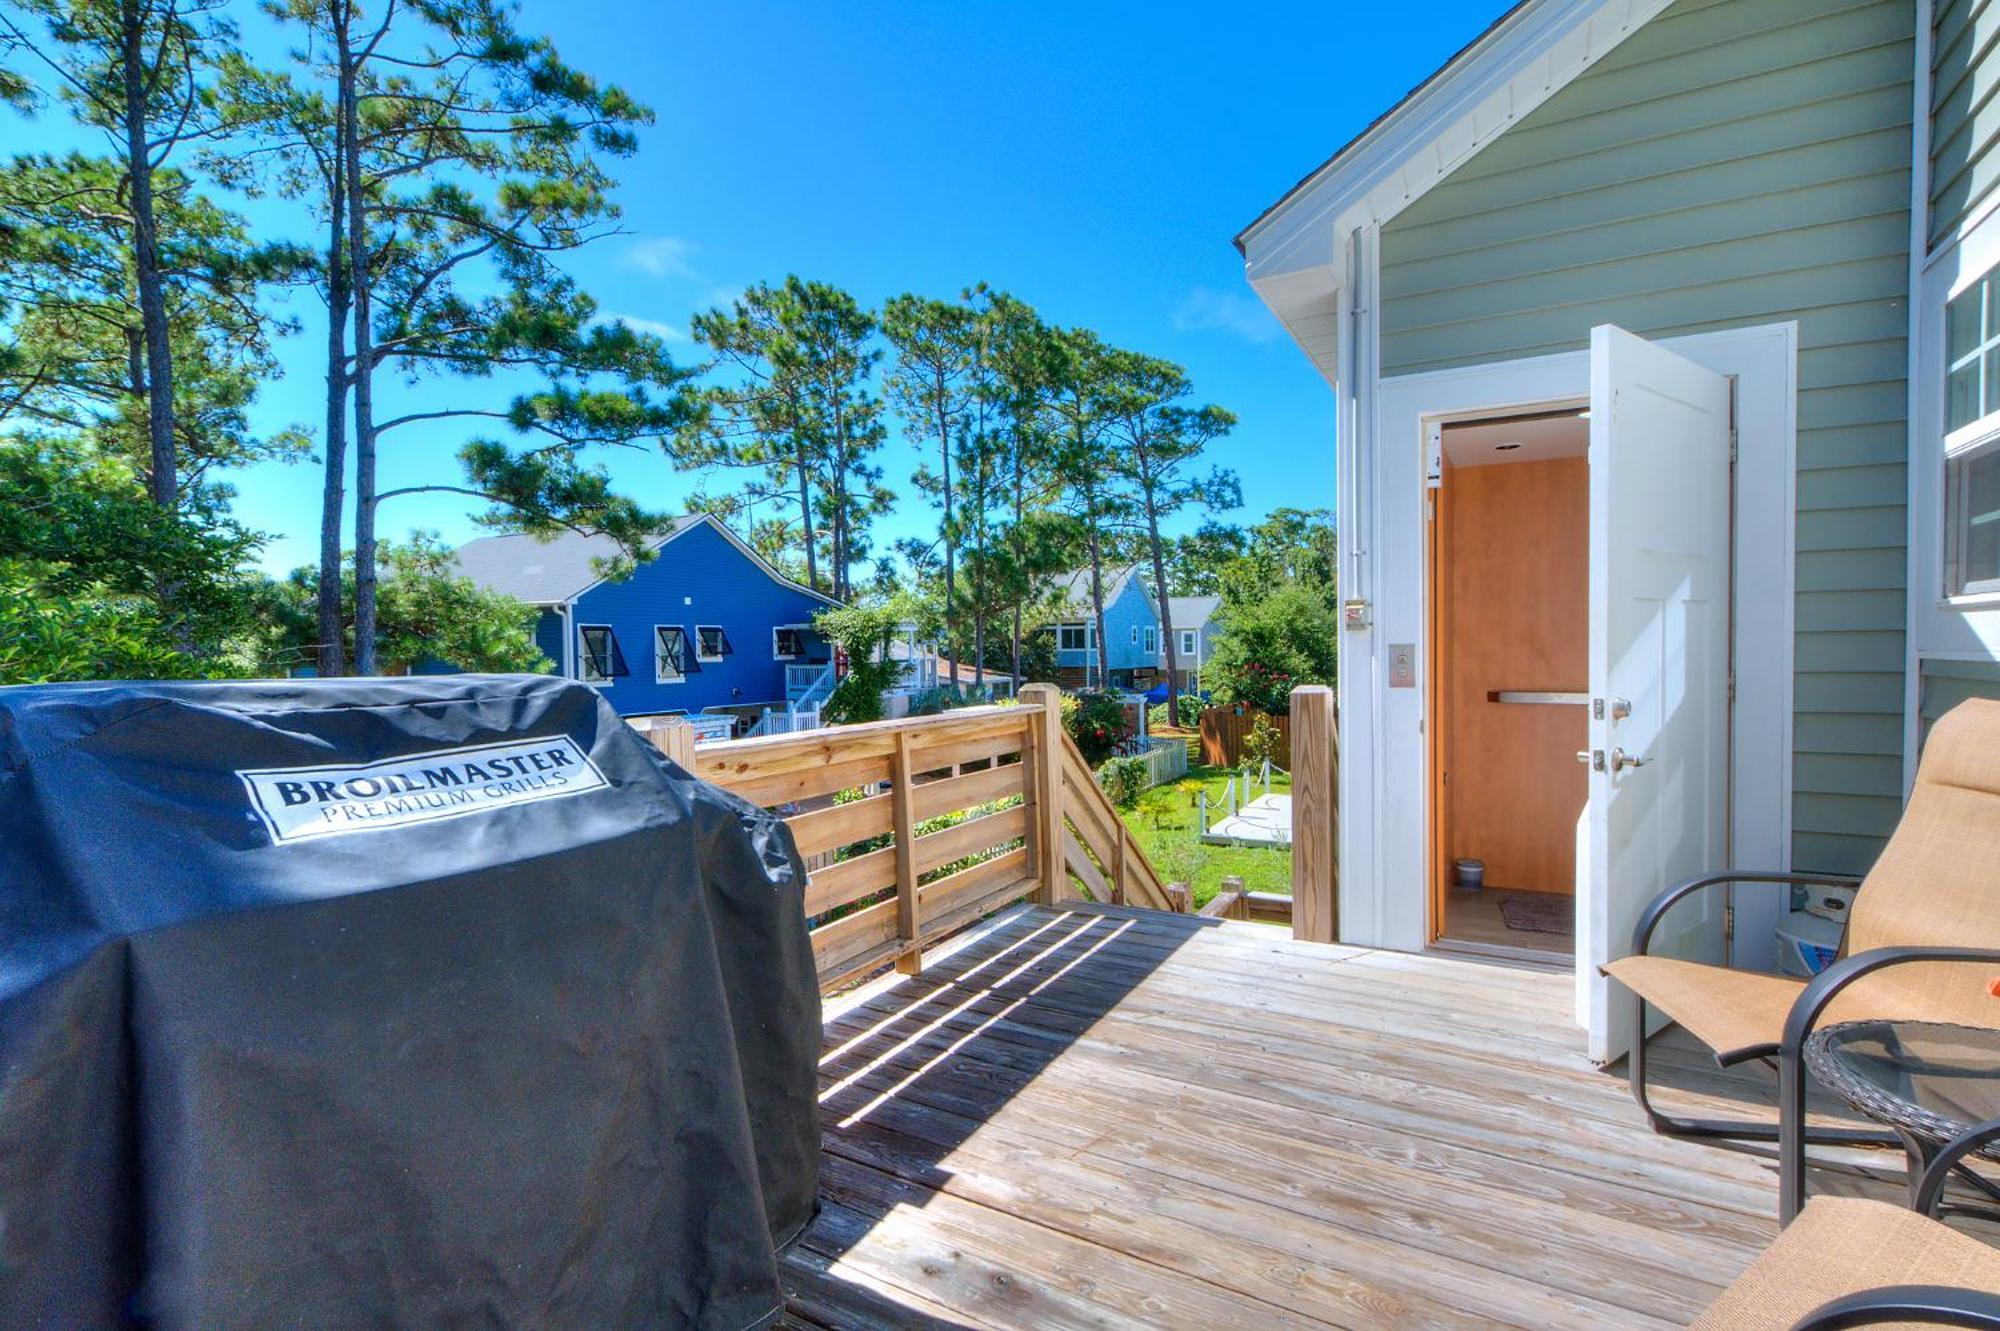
[1126,736,1189,788]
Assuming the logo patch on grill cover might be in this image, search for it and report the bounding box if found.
[238,736,609,843]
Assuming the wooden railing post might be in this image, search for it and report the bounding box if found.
[891,730,921,975]
[1112,825,1128,906]
[1290,685,1339,943]
[1020,683,1064,906]
[642,716,696,769]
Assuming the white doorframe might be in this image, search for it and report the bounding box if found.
[1342,322,1798,967]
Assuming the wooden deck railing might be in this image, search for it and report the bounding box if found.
[632,683,1175,991]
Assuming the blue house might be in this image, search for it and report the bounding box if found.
[1048,566,1223,693]
[454,514,840,720]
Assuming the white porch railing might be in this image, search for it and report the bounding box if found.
[745,703,821,737]
[786,663,836,707]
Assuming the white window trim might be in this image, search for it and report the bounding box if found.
[653,624,687,685]
[1180,629,1198,656]
[1911,188,2000,701]
[772,626,803,660]
[1142,626,1157,654]
[1058,622,1092,652]
[695,624,727,663]
[578,624,615,687]
[1129,625,1138,645]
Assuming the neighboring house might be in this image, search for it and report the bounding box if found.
[1049,565,1162,691]
[454,514,839,719]
[1048,567,1221,691]
[1166,594,1222,691]
[1236,0,1990,1063]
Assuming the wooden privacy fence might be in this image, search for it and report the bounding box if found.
[1199,705,1292,768]
[634,684,1173,992]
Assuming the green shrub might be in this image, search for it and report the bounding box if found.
[1243,713,1284,769]
[1176,693,1204,729]
[1147,701,1170,733]
[1096,755,1150,810]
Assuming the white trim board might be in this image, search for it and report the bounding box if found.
[1345,322,1798,969]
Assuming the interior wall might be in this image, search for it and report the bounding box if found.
[1439,456,1589,897]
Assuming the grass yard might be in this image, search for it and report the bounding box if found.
[1117,762,1292,908]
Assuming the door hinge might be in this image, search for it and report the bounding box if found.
[1727,670,1736,703]
[1425,422,1443,490]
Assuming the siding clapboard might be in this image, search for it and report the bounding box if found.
[1379,0,1914,875]
[1932,0,2000,246]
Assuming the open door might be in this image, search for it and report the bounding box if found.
[1579,325,1732,1065]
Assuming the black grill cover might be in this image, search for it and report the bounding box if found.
[0,675,819,1330]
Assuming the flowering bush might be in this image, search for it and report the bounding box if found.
[1219,660,1297,715]
[1063,690,1128,765]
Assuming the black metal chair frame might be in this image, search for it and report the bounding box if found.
[1625,872,1896,1150]
[1789,1285,2000,1329]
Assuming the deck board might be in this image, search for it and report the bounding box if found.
[785,902,1901,1329]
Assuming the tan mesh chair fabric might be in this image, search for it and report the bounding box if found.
[1692,1196,2000,1330]
[1606,698,2000,1059]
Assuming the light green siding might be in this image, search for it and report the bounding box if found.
[1931,0,2000,246]
[1379,0,1913,876]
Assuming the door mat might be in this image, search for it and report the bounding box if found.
[1498,891,1573,937]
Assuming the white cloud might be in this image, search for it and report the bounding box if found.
[1170,286,1283,344]
[620,235,700,279]
[598,310,685,342]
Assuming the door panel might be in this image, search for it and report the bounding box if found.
[1581,325,1733,1065]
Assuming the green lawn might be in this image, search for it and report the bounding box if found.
[1119,763,1291,908]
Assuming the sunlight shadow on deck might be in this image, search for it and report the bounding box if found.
[780,903,1223,1328]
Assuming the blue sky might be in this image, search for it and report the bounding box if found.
[17,1,1506,576]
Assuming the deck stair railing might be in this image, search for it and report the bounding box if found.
[785,663,837,708]
[632,683,1175,991]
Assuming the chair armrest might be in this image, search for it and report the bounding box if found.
[1915,1116,2000,1217]
[1780,945,2000,1057]
[1630,870,1861,957]
[1790,1284,2000,1329]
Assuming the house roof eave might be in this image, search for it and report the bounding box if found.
[1236,0,1672,292]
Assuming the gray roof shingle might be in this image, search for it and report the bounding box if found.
[453,516,702,604]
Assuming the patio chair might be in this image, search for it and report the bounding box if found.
[1605,698,2000,1221]
[1692,1196,2000,1329]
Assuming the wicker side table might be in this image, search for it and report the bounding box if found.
[1804,1020,2000,1216]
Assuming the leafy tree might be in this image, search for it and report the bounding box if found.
[254,532,547,677]
[0,0,241,511]
[1222,507,1337,609]
[812,593,938,724]
[1046,325,1129,687]
[1205,582,1338,714]
[882,289,979,682]
[242,0,676,675]
[0,434,263,680]
[1165,520,1247,596]
[681,277,889,601]
[0,152,306,484]
[1103,350,1239,715]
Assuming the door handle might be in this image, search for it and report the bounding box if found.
[1610,747,1646,773]
[1576,750,1605,771]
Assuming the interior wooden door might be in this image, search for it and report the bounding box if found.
[1440,456,1589,897]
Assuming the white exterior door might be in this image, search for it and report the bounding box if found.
[1580,324,1733,1065]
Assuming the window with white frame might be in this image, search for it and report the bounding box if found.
[1057,622,1091,652]
[773,626,803,660]
[654,626,687,683]
[695,624,729,662]
[1129,625,1138,645]
[1180,629,1197,657]
[579,626,617,684]
[1946,266,2000,596]
[1143,626,1157,654]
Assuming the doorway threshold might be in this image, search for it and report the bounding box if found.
[1427,936,1571,972]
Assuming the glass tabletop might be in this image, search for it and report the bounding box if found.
[1807,1020,2000,1137]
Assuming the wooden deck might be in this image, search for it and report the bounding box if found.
[780,901,1901,1330]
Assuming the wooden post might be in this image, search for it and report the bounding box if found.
[1112,825,1128,906]
[891,730,921,975]
[1020,682,1064,906]
[1165,882,1191,914]
[1290,685,1339,943]
[644,716,696,769]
